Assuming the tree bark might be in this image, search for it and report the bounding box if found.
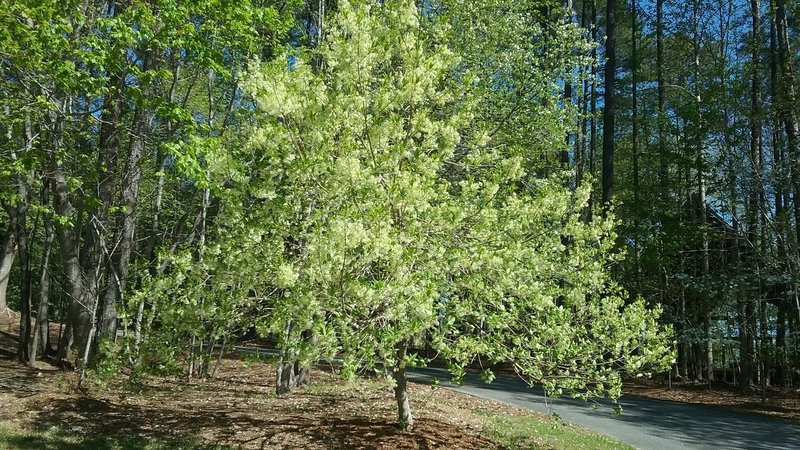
[49,104,84,363]
[393,340,413,430]
[743,0,764,392]
[656,0,667,195]
[14,114,34,363]
[100,52,153,342]
[30,184,54,364]
[577,0,588,187]
[276,321,296,395]
[774,0,800,245]
[0,228,15,312]
[601,0,617,212]
[276,357,296,396]
[769,4,787,252]
[631,0,641,285]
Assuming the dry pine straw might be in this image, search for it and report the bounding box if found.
[0,356,550,449]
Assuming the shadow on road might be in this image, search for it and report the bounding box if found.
[409,367,800,450]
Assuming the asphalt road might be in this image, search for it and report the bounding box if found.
[407,367,800,450]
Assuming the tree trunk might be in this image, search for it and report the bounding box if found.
[631,0,641,285]
[294,329,317,388]
[773,0,800,246]
[276,321,296,395]
[0,91,17,314]
[690,0,713,384]
[276,358,296,395]
[81,67,125,359]
[100,53,152,342]
[656,0,667,195]
[30,184,54,364]
[0,229,15,311]
[738,296,753,387]
[747,0,765,394]
[393,340,413,430]
[14,114,33,363]
[769,5,787,253]
[48,99,86,364]
[601,0,616,212]
[577,0,588,188]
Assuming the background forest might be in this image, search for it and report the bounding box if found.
[0,0,797,431]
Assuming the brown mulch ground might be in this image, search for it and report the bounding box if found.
[623,378,800,423]
[0,311,537,449]
[0,357,510,449]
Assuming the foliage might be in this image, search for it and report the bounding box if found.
[232,0,672,402]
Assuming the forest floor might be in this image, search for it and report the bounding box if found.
[0,312,629,449]
[623,378,800,422]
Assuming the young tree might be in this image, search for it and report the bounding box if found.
[242,0,672,430]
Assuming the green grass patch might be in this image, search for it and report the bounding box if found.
[0,424,230,450]
[475,409,634,450]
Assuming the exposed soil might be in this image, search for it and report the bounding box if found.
[623,378,800,423]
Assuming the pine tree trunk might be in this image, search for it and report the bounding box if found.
[587,0,598,220]
[631,0,641,286]
[601,0,617,212]
[774,0,800,245]
[769,7,787,251]
[577,0,588,187]
[656,0,667,194]
[737,0,764,388]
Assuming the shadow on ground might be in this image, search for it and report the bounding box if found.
[16,377,494,449]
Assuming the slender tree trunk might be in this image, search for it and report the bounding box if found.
[774,0,800,245]
[14,114,34,363]
[588,0,598,220]
[30,184,54,364]
[631,0,641,285]
[689,0,713,384]
[656,0,667,194]
[0,80,16,314]
[742,0,764,392]
[758,278,768,400]
[577,0,588,187]
[563,0,572,172]
[777,303,787,385]
[0,222,15,312]
[393,340,413,430]
[602,0,617,212]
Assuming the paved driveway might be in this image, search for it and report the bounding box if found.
[408,367,800,450]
